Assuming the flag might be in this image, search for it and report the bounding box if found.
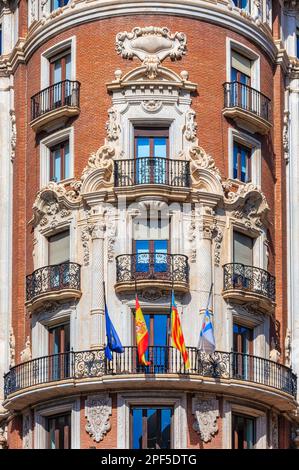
[198,309,216,354]
[171,292,190,369]
[104,302,124,360]
[135,295,151,366]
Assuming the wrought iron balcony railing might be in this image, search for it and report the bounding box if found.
[26,262,81,303]
[4,347,297,399]
[116,253,189,285]
[223,263,275,303]
[31,80,80,121]
[223,81,271,122]
[114,158,190,188]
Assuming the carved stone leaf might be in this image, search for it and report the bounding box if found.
[85,394,112,443]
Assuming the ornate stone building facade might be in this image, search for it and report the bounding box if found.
[0,0,298,449]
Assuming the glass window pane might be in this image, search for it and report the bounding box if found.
[153,315,168,347]
[54,60,62,84]
[65,54,72,81]
[136,137,150,158]
[147,408,158,449]
[54,149,61,181]
[154,137,167,158]
[233,144,239,179]
[161,409,171,448]
[241,148,247,182]
[135,240,149,273]
[132,408,143,449]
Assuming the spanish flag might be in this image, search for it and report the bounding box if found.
[171,292,190,369]
[135,295,151,366]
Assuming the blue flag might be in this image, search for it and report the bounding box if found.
[198,309,216,354]
[105,302,124,360]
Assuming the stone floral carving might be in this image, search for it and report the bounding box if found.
[81,225,92,266]
[106,107,121,142]
[82,145,115,183]
[9,327,15,367]
[142,288,163,301]
[141,100,162,113]
[116,26,187,78]
[212,223,223,267]
[283,111,290,162]
[23,414,31,449]
[192,396,219,443]
[188,213,196,262]
[10,110,17,162]
[271,412,279,449]
[20,337,32,363]
[85,394,112,442]
[106,210,117,262]
[184,109,197,142]
[190,146,221,180]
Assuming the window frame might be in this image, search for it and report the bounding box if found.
[49,139,70,182]
[233,141,252,183]
[40,127,74,187]
[130,405,173,449]
[226,38,260,91]
[228,128,261,186]
[232,412,256,450]
[46,412,71,449]
[41,37,76,90]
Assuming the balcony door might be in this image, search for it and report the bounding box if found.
[143,313,170,373]
[232,413,255,449]
[233,231,253,289]
[135,240,168,277]
[50,50,72,106]
[48,230,70,289]
[233,323,253,381]
[134,128,168,185]
[47,413,71,449]
[48,323,71,381]
[131,406,173,449]
[231,50,251,109]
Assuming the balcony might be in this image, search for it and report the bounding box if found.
[115,253,189,294]
[114,157,190,201]
[223,82,272,134]
[25,262,81,311]
[30,80,80,132]
[223,263,275,312]
[4,348,297,411]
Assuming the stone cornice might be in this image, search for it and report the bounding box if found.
[3,0,278,74]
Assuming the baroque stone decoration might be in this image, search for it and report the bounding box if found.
[283,110,290,162]
[285,328,292,367]
[85,394,112,443]
[9,327,15,367]
[271,412,279,449]
[116,26,187,78]
[22,413,31,449]
[20,337,32,363]
[192,395,220,443]
[10,110,16,162]
[184,109,197,142]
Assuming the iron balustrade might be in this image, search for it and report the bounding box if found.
[223,81,271,122]
[114,157,190,188]
[4,347,296,399]
[116,253,189,284]
[223,263,275,302]
[26,261,81,302]
[31,80,80,121]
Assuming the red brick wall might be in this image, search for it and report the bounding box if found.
[7,415,23,449]
[80,394,118,448]
[11,15,278,355]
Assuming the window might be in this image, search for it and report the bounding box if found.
[138,314,170,372]
[50,0,69,11]
[48,230,70,265]
[131,407,172,449]
[233,324,253,380]
[134,127,169,184]
[233,231,253,266]
[233,141,251,183]
[50,140,70,182]
[48,323,71,380]
[232,414,255,449]
[233,324,253,355]
[232,0,249,11]
[47,413,71,449]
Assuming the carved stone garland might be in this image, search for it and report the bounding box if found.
[192,395,219,443]
[85,394,112,443]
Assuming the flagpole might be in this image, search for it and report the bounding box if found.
[205,282,214,312]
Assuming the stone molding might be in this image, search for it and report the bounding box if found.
[85,394,112,443]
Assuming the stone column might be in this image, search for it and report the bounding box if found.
[90,221,106,349]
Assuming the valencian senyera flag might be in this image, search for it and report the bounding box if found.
[135,295,151,366]
[171,291,190,369]
[104,301,124,361]
[198,309,216,354]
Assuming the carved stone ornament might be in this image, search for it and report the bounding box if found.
[141,100,163,113]
[82,145,115,184]
[0,425,8,449]
[85,394,112,443]
[271,412,279,449]
[9,327,15,367]
[106,107,121,142]
[116,27,187,78]
[285,328,291,367]
[10,110,17,162]
[192,395,219,443]
[23,413,31,449]
[141,288,163,301]
[283,111,290,162]
[20,336,32,363]
[184,109,197,143]
[212,222,223,267]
